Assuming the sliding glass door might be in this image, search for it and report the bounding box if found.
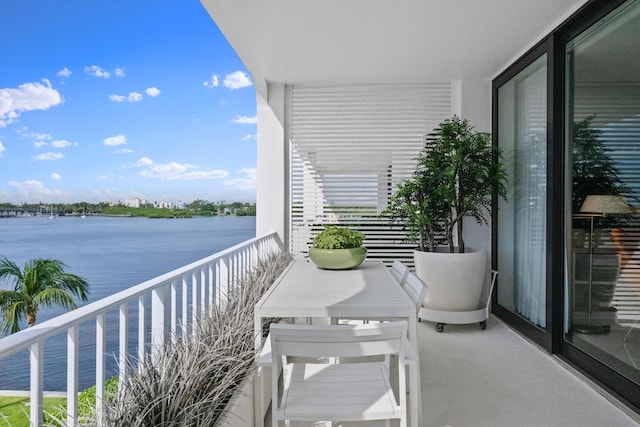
[494,0,640,409]
[496,54,548,334]
[564,0,640,389]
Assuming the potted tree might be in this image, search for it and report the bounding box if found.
[384,116,507,312]
[308,226,367,269]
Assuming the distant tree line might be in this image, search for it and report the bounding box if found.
[0,200,256,218]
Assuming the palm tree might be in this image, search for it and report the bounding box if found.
[0,256,89,334]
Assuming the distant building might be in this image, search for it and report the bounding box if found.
[155,201,173,209]
[124,197,147,208]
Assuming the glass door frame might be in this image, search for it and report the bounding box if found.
[492,37,557,352]
[555,0,639,410]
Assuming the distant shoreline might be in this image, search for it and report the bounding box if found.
[0,213,254,219]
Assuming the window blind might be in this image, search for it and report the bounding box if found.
[573,82,640,323]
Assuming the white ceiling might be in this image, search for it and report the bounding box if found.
[201,0,587,96]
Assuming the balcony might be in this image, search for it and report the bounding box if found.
[2,235,638,426]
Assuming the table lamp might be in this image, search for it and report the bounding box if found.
[576,195,631,333]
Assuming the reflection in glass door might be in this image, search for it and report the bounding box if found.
[497,55,547,328]
[565,0,640,385]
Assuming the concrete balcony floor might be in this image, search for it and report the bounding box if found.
[267,316,639,427]
[417,317,638,427]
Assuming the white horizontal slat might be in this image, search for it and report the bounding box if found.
[289,83,451,264]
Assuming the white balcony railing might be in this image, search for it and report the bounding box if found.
[0,232,283,427]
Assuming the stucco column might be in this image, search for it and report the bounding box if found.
[256,84,288,247]
[454,78,493,254]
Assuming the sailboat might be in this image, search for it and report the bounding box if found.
[81,207,87,219]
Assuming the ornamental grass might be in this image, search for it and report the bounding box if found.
[46,250,292,427]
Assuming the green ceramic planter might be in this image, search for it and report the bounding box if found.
[308,247,367,270]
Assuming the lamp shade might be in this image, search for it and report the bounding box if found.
[579,195,631,214]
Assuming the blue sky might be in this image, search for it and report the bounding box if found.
[0,0,257,205]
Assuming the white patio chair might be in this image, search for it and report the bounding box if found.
[336,269,426,325]
[403,271,428,317]
[258,321,417,427]
[390,259,410,285]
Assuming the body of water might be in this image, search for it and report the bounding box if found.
[0,215,256,391]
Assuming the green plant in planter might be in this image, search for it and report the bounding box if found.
[309,226,367,269]
[312,225,366,249]
[572,115,628,214]
[383,115,507,253]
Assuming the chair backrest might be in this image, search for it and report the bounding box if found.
[390,260,410,285]
[269,321,408,360]
[403,272,428,310]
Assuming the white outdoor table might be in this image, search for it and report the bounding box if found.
[253,260,420,427]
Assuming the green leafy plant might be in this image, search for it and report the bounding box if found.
[383,116,507,253]
[43,376,119,425]
[572,115,628,213]
[312,226,366,249]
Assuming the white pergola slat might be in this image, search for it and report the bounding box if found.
[289,83,451,264]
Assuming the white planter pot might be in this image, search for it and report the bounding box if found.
[413,249,487,311]
[216,374,255,427]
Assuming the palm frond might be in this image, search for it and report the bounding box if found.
[1,300,27,334]
[32,288,77,311]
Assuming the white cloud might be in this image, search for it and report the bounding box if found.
[136,157,154,166]
[84,65,111,78]
[0,79,63,127]
[33,152,64,161]
[51,139,77,148]
[168,169,230,180]
[223,168,256,190]
[223,71,252,89]
[115,148,133,154]
[51,173,62,180]
[103,134,127,146]
[30,131,52,141]
[7,179,69,202]
[17,128,51,139]
[18,130,54,147]
[0,140,4,157]
[232,115,257,124]
[97,174,123,181]
[243,134,256,140]
[135,158,229,180]
[203,74,219,88]
[128,92,143,102]
[138,161,192,178]
[114,67,126,77]
[57,67,72,77]
[109,92,143,102]
[146,87,161,97]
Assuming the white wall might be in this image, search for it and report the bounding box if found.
[256,83,287,244]
[457,78,494,255]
